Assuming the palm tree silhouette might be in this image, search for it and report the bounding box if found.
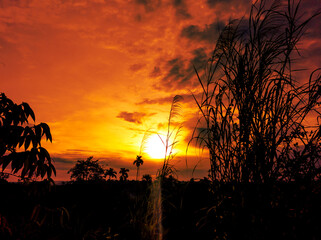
[119,168,129,181]
[105,168,117,180]
[133,155,144,181]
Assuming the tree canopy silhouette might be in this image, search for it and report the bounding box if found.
[142,174,152,182]
[68,156,105,181]
[0,93,55,180]
[192,0,321,183]
[119,168,129,181]
[105,167,117,180]
[133,155,143,181]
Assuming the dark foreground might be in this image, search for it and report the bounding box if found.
[0,180,320,240]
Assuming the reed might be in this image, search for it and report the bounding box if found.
[192,0,321,183]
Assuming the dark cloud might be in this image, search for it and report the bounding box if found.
[173,0,183,6]
[137,96,173,105]
[135,0,162,12]
[137,92,201,105]
[117,111,155,124]
[150,66,161,77]
[172,0,191,19]
[52,157,74,164]
[166,58,186,79]
[181,21,225,43]
[191,48,207,69]
[152,48,208,91]
[129,63,146,72]
[206,0,231,8]
[206,0,251,8]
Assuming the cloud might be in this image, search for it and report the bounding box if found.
[137,92,200,105]
[206,0,251,9]
[52,157,74,164]
[137,96,174,105]
[135,0,162,12]
[150,66,162,77]
[129,63,146,72]
[180,21,225,43]
[152,47,209,91]
[206,0,232,8]
[117,111,155,124]
[172,0,191,20]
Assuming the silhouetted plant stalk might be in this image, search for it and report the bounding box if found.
[192,0,321,183]
[146,95,183,240]
[157,95,183,180]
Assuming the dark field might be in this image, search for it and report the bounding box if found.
[0,180,321,240]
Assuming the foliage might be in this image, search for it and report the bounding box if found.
[68,156,105,181]
[0,93,55,180]
[133,155,144,181]
[0,172,9,183]
[119,168,129,181]
[105,167,117,180]
[192,0,321,183]
[1,181,321,239]
[142,174,152,182]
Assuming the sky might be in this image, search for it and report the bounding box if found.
[1,0,320,181]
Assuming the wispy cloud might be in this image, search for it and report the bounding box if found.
[117,111,156,124]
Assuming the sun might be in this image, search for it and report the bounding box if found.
[145,134,171,160]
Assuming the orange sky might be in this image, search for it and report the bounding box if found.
[1,0,320,181]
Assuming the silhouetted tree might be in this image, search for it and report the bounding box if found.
[0,93,55,180]
[68,156,105,181]
[105,167,117,180]
[142,174,152,182]
[119,168,129,181]
[133,155,143,181]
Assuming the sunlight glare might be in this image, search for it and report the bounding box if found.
[145,134,171,160]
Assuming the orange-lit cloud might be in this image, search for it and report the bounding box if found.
[117,111,156,124]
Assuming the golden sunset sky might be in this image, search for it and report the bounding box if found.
[1,0,320,181]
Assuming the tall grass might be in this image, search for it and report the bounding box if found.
[192,0,321,183]
[157,95,183,180]
[132,95,183,240]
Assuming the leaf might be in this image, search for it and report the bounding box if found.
[2,155,11,171]
[24,135,31,151]
[50,163,56,176]
[21,156,30,178]
[47,165,51,178]
[40,123,52,142]
[35,124,42,142]
[28,164,36,178]
[22,102,35,122]
[41,164,47,178]
[39,147,51,161]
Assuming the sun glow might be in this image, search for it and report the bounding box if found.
[145,134,172,160]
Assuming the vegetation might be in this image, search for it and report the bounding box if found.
[0,93,55,180]
[68,156,105,181]
[1,1,321,240]
[133,155,144,181]
[189,1,321,238]
[157,95,183,180]
[134,130,150,181]
[105,167,117,180]
[142,174,152,182]
[119,167,129,181]
[192,0,321,183]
